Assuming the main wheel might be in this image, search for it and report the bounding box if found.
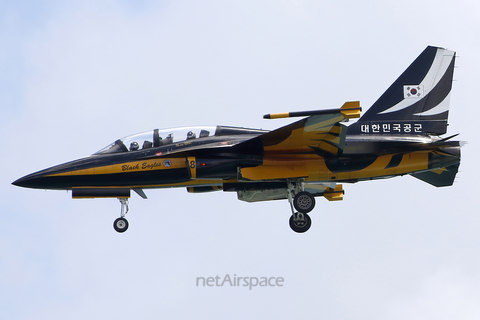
[114,217,129,233]
[294,191,315,213]
[289,212,312,233]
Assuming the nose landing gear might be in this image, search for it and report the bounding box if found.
[113,198,129,233]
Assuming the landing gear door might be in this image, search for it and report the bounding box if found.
[187,157,196,179]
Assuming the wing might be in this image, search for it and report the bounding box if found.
[239,102,361,181]
[259,101,361,156]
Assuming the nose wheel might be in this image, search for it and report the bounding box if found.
[114,198,129,233]
[114,217,129,233]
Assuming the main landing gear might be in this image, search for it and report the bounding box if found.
[113,198,129,233]
[287,181,315,233]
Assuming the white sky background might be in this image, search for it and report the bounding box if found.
[1,0,480,319]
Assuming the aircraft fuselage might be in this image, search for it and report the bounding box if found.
[13,130,460,192]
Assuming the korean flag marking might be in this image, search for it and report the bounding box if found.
[404,85,424,99]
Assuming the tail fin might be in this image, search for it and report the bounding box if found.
[349,46,456,136]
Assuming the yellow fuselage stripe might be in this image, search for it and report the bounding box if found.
[47,158,186,177]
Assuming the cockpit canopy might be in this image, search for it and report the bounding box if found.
[94,126,217,155]
[94,125,268,155]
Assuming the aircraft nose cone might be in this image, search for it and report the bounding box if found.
[12,177,26,187]
[12,157,96,190]
[12,173,45,189]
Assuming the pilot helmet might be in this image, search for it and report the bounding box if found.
[187,131,196,139]
[130,141,139,151]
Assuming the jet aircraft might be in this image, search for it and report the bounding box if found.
[13,46,462,233]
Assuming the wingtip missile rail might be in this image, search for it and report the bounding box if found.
[263,101,361,120]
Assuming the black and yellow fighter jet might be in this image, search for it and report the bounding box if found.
[13,46,462,233]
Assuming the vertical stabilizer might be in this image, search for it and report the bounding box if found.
[349,46,456,136]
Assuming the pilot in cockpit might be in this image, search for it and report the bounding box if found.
[187,131,196,140]
[130,142,139,151]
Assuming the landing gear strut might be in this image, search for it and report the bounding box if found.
[113,198,129,233]
[287,181,314,233]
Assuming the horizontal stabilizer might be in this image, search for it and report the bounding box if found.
[410,163,459,187]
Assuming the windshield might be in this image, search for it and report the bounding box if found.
[95,126,216,155]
